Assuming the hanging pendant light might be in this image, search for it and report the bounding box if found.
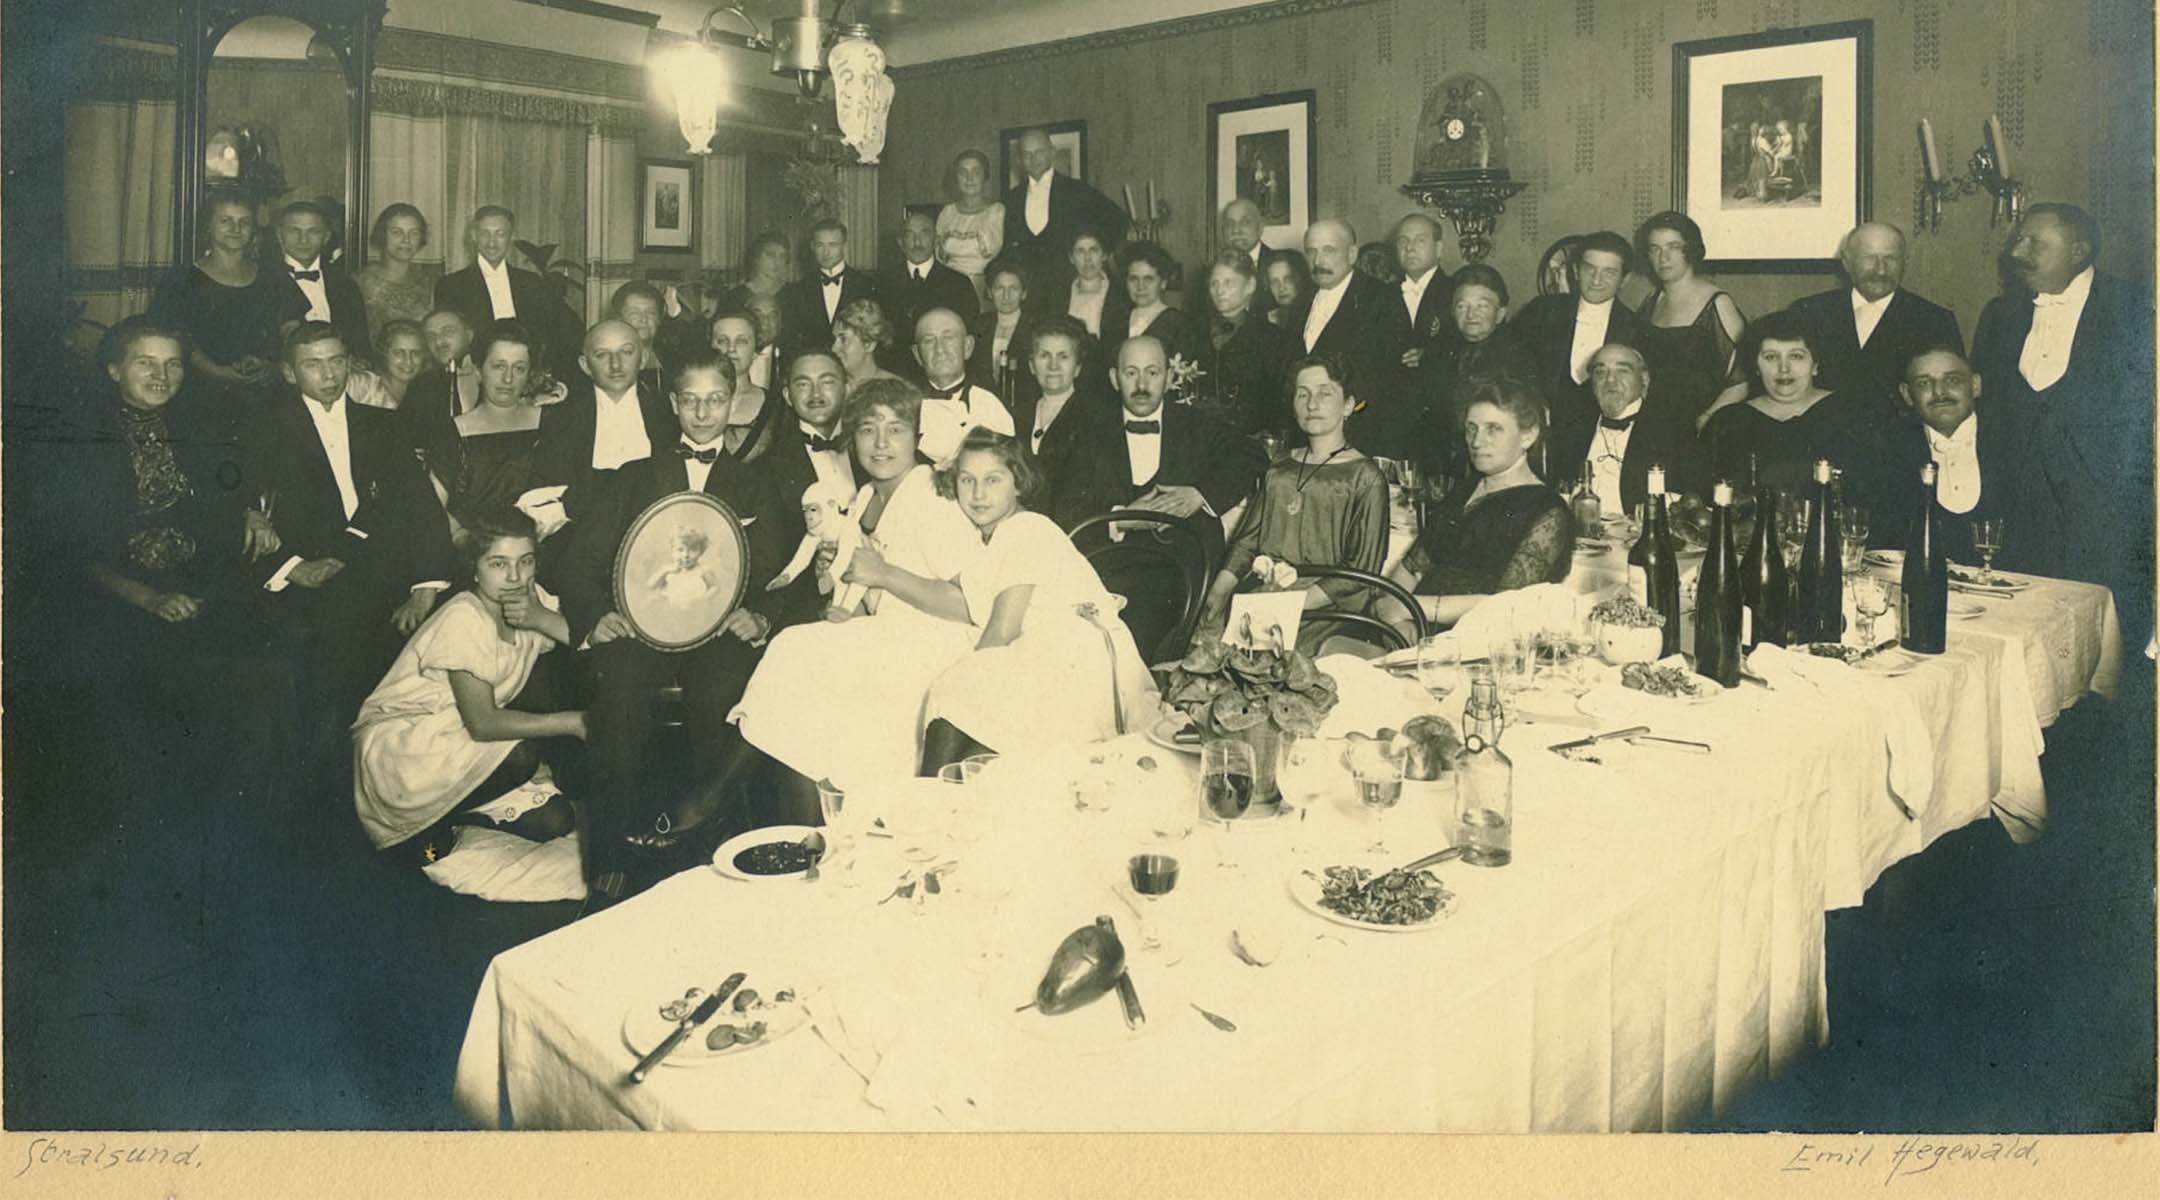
[662,2,898,157]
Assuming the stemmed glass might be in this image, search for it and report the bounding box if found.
[1972,517,2006,584]
[1851,577,1891,655]
[1416,636,1461,710]
[1840,505,1871,575]
[1199,739,1256,867]
[1347,742,1406,853]
[815,779,861,887]
[1776,493,1809,572]
[1126,786,1190,957]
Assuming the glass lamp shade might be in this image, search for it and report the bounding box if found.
[658,42,727,155]
[828,35,894,164]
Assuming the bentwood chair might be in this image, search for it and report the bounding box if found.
[1288,563,1429,655]
[1066,510,1214,665]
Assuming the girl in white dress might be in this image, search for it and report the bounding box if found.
[730,379,985,796]
[353,509,586,864]
[920,429,1156,772]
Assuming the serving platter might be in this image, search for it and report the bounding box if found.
[620,975,813,1066]
[712,825,825,882]
[1286,858,1459,934]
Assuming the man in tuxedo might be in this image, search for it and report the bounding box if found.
[1508,230,1645,474]
[433,205,582,378]
[913,307,1015,467]
[1051,336,1264,657]
[556,345,795,894]
[743,293,785,391]
[1873,345,2014,565]
[1207,199,1289,323]
[1392,213,1455,370]
[1789,222,1962,437]
[270,201,370,360]
[778,219,877,354]
[1971,202,2155,632]
[1546,344,1705,513]
[244,322,454,740]
[532,319,676,535]
[759,349,856,624]
[1003,126,1128,312]
[1287,218,1413,457]
[403,307,479,461]
[880,211,978,338]
[1011,316,1103,490]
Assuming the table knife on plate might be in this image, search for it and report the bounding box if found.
[629,971,745,1083]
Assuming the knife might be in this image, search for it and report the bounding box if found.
[1547,725,1649,755]
[1114,971,1146,1029]
[629,971,745,1083]
[1626,734,1712,755]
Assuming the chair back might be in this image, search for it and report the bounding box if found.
[1289,562,1429,648]
[1297,610,1412,654]
[1066,509,1214,663]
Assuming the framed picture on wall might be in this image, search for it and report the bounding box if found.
[904,202,943,226]
[998,120,1087,191]
[1672,21,1872,272]
[640,159,694,252]
[1207,90,1316,252]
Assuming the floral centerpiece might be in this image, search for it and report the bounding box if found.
[1587,593,1665,665]
[1153,557,1340,814]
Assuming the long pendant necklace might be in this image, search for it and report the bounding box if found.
[1283,445,1346,515]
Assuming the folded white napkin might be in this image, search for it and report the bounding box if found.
[1747,644,1933,819]
[514,485,571,540]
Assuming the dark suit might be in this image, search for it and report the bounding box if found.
[1285,273,1415,457]
[559,447,794,840]
[757,419,855,624]
[1971,270,2155,627]
[779,267,878,354]
[271,261,371,362]
[1545,396,1708,513]
[1415,329,1537,481]
[1106,305,1202,368]
[1790,286,1963,437]
[1010,381,1108,497]
[968,310,1043,405]
[530,378,677,523]
[1190,312,1298,435]
[1005,172,1129,312]
[1397,267,1457,358]
[1509,295,1647,469]
[1874,415,2016,564]
[878,259,979,341]
[434,261,583,377]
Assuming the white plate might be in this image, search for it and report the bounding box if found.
[1146,716,1202,755]
[620,976,813,1067]
[987,946,1173,1054]
[1576,680,1719,720]
[1286,858,1459,934]
[1853,648,1921,677]
[1949,568,2030,592]
[1950,598,1985,619]
[711,825,824,881]
[1574,538,1614,554]
[1865,550,1905,568]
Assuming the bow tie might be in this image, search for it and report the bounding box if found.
[1598,414,1637,432]
[2032,291,2072,309]
[925,382,966,402]
[1124,419,1162,435]
[677,443,721,464]
[821,272,845,287]
[804,433,844,453]
[290,268,321,282]
[910,267,928,281]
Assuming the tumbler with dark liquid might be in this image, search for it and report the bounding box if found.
[1127,853,1180,896]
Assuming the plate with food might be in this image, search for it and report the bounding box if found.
[1948,566,2030,593]
[1865,549,1905,569]
[620,974,812,1065]
[991,917,1174,1052]
[1573,537,1615,555]
[1287,859,1459,933]
[1145,712,1202,755]
[1577,661,1720,713]
[712,825,826,881]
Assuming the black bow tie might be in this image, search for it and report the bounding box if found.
[925,382,965,402]
[1598,414,1637,432]
[677,443,721,464]
[910,266,928,281]
[290,268,321,282]
[1124,419,1162,435]
[804,433,843,453]
[821,272,845,287]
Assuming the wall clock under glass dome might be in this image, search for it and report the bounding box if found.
[1401,74,1525,263]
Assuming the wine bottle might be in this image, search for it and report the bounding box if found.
[1794,458,1844,643]
[1693,480,1743,687]
[1899,461,1950,654]
[1641,465,1683,657]
[1572,459,1602,532]
[1739,454,1789,650]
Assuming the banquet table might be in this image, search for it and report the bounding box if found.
[452,569,2119,1133]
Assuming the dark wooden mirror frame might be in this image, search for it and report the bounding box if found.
[172,0,386,269]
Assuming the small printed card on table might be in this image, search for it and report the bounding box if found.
[1223,592,1304,652]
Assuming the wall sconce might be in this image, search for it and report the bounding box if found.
[1917,115,2024,232]
[660,1,897,160]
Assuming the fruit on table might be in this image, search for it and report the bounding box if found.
[1034,915,1128,1015]
[1397,715,1461,780]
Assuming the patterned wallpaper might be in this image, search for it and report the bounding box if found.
[880,0,2153,325]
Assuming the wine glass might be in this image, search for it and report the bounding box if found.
[1347,742,1406,853]
[1851,576,1891,654]
[1199,739,1256,866]
[1776,493,1808,571]
[1840,505,1871,575]
[1972,517,2005,583]
[936,759,986,850]
[1416,635,1461,708]
[814,779,861,887]
[1124,851,1180,957]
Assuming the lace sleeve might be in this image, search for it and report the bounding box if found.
[1494,507,1573,592]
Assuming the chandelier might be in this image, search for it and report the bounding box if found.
[657,1,900,163]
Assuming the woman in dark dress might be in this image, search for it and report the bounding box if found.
[1416,263,1534,486]
[968,259,1039,405]
[1262,251,1313,331]
[1633,211,1747,426]
[1191,249,1298,436]
[149,193,302,414]
[720,231,791,311]
[439,321,547,523]
[1103,239,1194,366]
[1382,375,1574,633]
[1056,227,1130,383]
[1704,309,1880,509]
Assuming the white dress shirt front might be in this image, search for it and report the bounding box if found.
[800,421,853,491]
[1124,417,1163,488]
[1851,288,1894,349]
[2019,266,2094,393]
[681,438,719,492]
[1068,284,1109,336]
[1401,267,1440,324]
[918,383,1016,468]
[590,385,652,472]
[1587,402,1641,515]
[477,256,518,319]
[286,256,331,322]
[1302,277,1352,351]
[1568,299,1614,384]
[1025,171,1053,236]
[1925,414,1983,515]
[303,394,361,519]
[820,271,846,323]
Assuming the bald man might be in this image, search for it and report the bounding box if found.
[1000,126,1128,311]
[1545,343,1706,513]
[1286,217,1416,457]
[1789,221,1962,435]
[532,318,679,530]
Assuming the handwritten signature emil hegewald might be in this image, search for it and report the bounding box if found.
[1781,1136,2040,1183]
[15,1137,205,1177]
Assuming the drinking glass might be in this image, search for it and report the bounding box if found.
[1851,577,1891,652]
[1349,747,1406,853]
[1972,517,2005,583]
[936,759,986,849]
[1199,739,1256,866]
[1776,493,1808,571]
[1565,628,1601,694]
[1415,635,1461,708]
[1839,505,1870,575]
[813,779,863,886]
[1488,634,1532,713]
[1124,851,1180,956]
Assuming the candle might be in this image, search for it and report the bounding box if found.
[1986,114,2011,179]
[1148,180,1157,221]
[1919,118,1942,183]
[1123,184,1137,216]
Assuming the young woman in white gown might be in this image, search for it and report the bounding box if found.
[729,378,985,797]
[919,428,1155,773]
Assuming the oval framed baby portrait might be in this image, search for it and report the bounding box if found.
[612,492,750,651]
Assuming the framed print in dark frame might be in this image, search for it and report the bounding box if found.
[1207,90,1317,253]
[998,120,1088,191]
[1672,21,1872,273]
[640,158,695,253]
